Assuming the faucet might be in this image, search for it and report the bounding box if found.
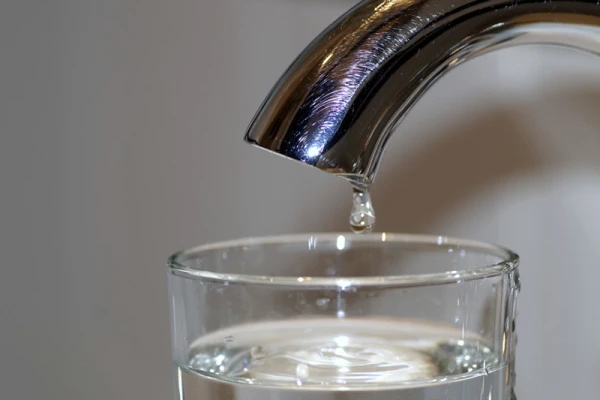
[244,0,600,187]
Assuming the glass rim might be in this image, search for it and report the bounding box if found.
[167,233,519,289]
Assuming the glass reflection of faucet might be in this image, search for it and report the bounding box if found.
[244,0,600,187]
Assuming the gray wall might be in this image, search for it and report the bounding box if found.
[1,0,599,399]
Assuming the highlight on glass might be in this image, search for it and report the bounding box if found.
[168,233,520,400]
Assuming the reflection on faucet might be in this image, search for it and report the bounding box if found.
[245,0,600,186]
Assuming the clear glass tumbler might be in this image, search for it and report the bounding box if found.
[168,233,520,400]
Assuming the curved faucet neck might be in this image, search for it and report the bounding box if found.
[245,0,600,187]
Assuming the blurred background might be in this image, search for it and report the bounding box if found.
[2,0,600,399]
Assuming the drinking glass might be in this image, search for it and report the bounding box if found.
[168,233,520,400]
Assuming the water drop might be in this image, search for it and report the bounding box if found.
[250,345,265,360]
[224,335,234,349]
[295,363,309,386]
[349,186,375,234]
[316,298,330,309]
[336,294,346,318]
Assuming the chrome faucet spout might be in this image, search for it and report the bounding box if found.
[244,0,600,186]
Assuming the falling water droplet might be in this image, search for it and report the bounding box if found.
[224,335,235,349]
[336,294,346,318]
[349,186,376,233]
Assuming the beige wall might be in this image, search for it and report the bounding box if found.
[1,0,599,399]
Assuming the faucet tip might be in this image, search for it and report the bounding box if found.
[244,0,600,187]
